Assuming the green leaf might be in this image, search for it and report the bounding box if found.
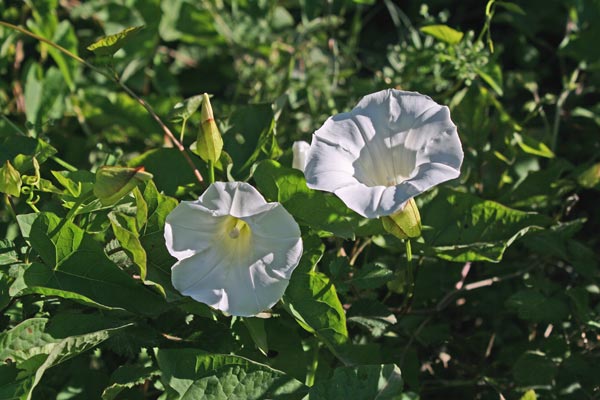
[0,136,57,173]
[102,366,160,400]
[93,166,153,206]
[223,103,279,177]
[420,24,464,44]
[506,290,569,323]
[0,240,18,266]
[519,390,537,400]
[419,189,551,262]
[347,299,397,338]
[284,271,348,349]
[129,148,204,196]
[86,25,144,56]
[109,212,147,280]
[156,348,307,399]
[29,212,84,266]
[577,162,600,189]
[169,94,204,122]
[308,364,403,400]
[512,351,556,386]
[475,63,504,96]
[254,160,381,239]
[0,160,22,196]
[350,262,395,289]
[0,315,131,400]
[513,132,554,158]
[496,1,526,15]
[243,317,269,356]
[15,213,167,314]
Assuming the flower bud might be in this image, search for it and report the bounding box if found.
[381,197,422,239]
[195,93,223,163]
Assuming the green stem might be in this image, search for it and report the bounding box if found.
[306,340,320,387]
[207,160,215,184]
[51,156,78,172]
[179,118,188,143]
[399,239,416,314]
[0,20,203,184]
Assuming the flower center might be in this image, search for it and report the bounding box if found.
[220,216,253,259]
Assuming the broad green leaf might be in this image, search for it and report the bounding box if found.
[129,148,205,196]
[169,94,204,122]
[15,213,167,314]
[254,160,382,239]
[514,132,554,158]
[0,240,19,266]
[347,299,397,338]
[0,315,131,400]
[0,136,57,172]
[308,364,403,400]
[243,317,269,356]
[420,24,464,44]
[109,212,147,280]
[506,290,569,323]
[284,271,348,350]
[223,103,279,178]
[29,212,84,266]
[350,262,395,289]
[520,390,537,400]
[86,25,144,56]
[156,348,307,400]
[512,352,557,386]
[102,366,160,400]
[94,166,153,206]
[577,162,600,189]
[0,160,22,196]
[419,189,551,262]
[23,65,66,132]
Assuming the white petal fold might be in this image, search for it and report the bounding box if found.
[304,89,463,218]
[165,181,303,316]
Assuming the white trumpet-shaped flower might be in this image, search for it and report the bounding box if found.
[164,182,303,317]
[304,89,463,218]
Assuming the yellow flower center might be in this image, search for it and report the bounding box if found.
[220,216,253,258]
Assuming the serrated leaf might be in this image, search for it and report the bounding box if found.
[284,271,348,350]
[420,24,464,44]
[86,25,144,56]
[419,189,551,262]
[93,166,153,206]
[308,364,403,399]
[156,349,307,400]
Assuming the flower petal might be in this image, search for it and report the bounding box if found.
[304,89,463,218]
[197,181,271,218]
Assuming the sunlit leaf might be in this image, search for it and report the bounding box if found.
[93,166,153,206]
[0,160,22,196]
[86,25,144,56]
[420,24,464,44]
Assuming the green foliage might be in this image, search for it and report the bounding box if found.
[1,1,599,399]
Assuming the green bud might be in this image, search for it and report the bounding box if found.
[195,93,223,163]
[381,198,422,239]
[0,160,22,197]
[93,166,153,205]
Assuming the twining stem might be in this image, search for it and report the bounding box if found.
[0,20,203,183]
[305,340,320,387]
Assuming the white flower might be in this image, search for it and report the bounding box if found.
[164,182,303,316]
[292,140,310,171]
[304,89,463,218]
